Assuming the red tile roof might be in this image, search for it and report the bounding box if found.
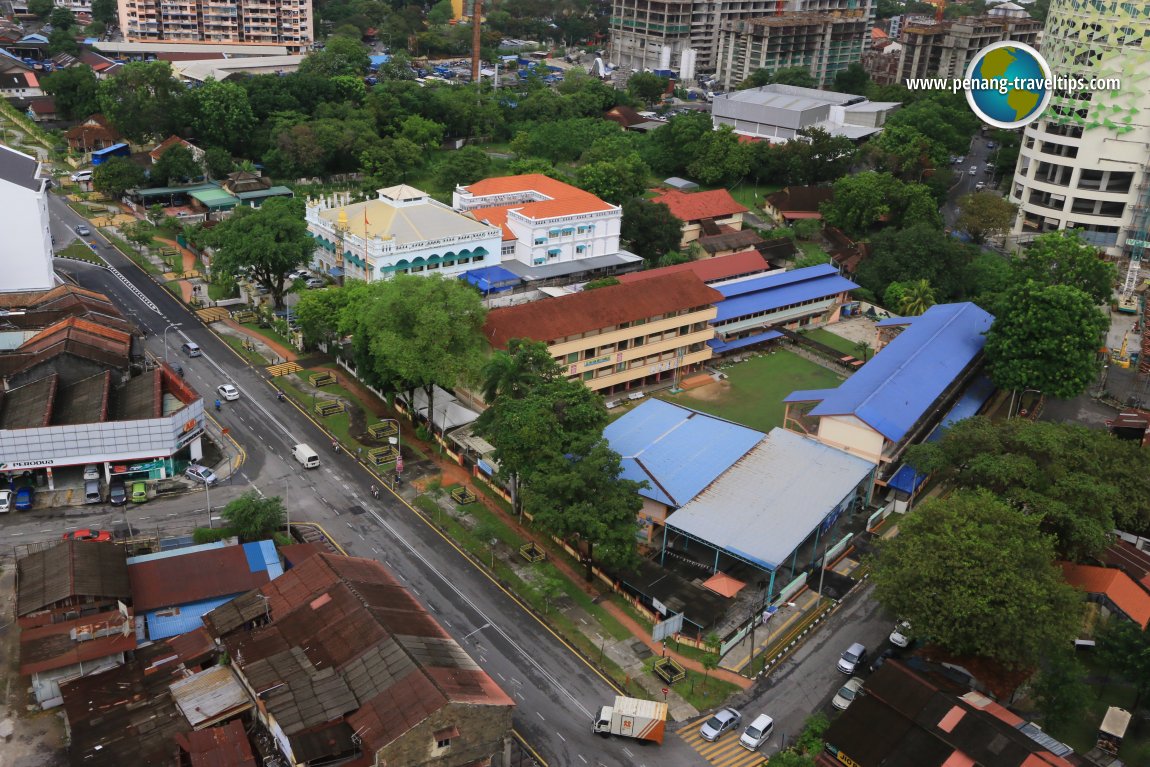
[617,250,770,285]
[469,204,515,241]
[650,189,747,223]
[149,134,196,161]
[129,545,274,611]
[1061,562,1150,629]
[484,271,723,348]
[29,96,55,114]
[462,174,616,224]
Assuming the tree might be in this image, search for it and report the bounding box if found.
[92,157,146,199]
[122,220,154,251]
[575,153,651,205]
[1096,618,1150,707]
[435,146,492,189]
[1011,230,1116,305]
[871,489,1083,669]
[398,115,445,151]
[91,0,117,25]
[97,61,185,142]
[983,281,1107,400]
[511,117,618,165]
[293,281,361,348]
[480,338,561,405]
[856,223,977,302]
[151,144,202,185]
[905,417,1150,559]
[40,65,100,120]
[832,63,870,94]
[298,35,370,78]
[206,197,315,308]
[1029,650,1089,732]
[626,71,669,103]
[522,436,644,578]
[203,146,234,179]
[428,0,454,24]
[821,172,900,235]
[771,66,817,87]
[49,6,76,29]
[221,491,285,541]
[686,126,751,186]
[27,0,53,18]
[185,78,256,153]
[47,27,80,56]
[957,192,1018,244]
[621,199,683,265]
[897,279,935,316]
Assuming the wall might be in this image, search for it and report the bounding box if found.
[373,701,513,767]
[508,208,621,267]
[0,170,54,292]
[815,415,885,465]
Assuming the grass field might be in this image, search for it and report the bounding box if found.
[802,327,860,357]
[663,349,844,432]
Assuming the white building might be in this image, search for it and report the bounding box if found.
[305,185,504,282]
[453,174,642,281]
[711,84,900,142]
[0,144,55,293]
[1009,0,1150,256]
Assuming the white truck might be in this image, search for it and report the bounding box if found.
[591,696,667,744]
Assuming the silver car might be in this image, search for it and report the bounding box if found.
[185,465,218,485]
[699,708,741,742]
[837,642,867,674]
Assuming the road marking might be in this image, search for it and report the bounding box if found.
[623,747,633,758]
[357,533,364,541]
[578,755,587,764]
[497,673,506,681]
[39,529,52,533]
[346,521,353,529]
[556,733,565,743]
[371,546,379,554]
[535,711,545,721]
[479,654,486,663]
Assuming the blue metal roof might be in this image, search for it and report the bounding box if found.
[604,399,764,507]
[243,540,283,578]
[708,330,782,354]
[462,265,521,293]
[888,463,928,494]
[714,264,858,322]
[128,540,226,564]
[91,143,129,156]
[784,303,994,442]
[145,595,236,640]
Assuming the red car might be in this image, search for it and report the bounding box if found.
[62,529,113,542]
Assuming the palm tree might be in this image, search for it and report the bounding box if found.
[480,338,561,404]
[898,279,936,317]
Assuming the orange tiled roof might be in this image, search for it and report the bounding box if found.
[469,205,516,241]
[461,174,616,222]
[872,26,888,39]
[1061,562,1150,629]
[484,271,722,348]
[617,249,769,285]
[651,189,748,223]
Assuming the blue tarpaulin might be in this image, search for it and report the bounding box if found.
[462,265,520,294]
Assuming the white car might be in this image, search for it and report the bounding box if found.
[83,464,100,481]
[699,708,741,742]
[890,621,912,648]
[837,642,867,674]
[217,384,240,401]
[738,713,774,750]
[305,277,327,289]
[185,464,218,485]
[969,165,978,175]
[0,489,10,513]
[832,677,865,710]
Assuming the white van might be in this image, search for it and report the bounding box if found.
[71,170,93,182]
[292,443,320,469]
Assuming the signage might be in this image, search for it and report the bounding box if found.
[661,688,669,696]
[1,458,56,469]
[396,456,404,474]
[824,743,861,767]
[582,356,611,369]
[1128,239,1150,249]
[651,597,668,616]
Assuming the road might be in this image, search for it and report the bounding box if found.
[943,131,997,229]
[28,194,705,767]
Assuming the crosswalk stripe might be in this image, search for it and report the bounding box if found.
[677,721,768,767]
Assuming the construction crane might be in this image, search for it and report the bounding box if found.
[1112,328,1133,368]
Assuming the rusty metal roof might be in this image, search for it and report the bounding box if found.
[16,540,130,617]
[170,665,253,728]
[129,544,275,611]
[19,608,136,675]
[177,720,257,767]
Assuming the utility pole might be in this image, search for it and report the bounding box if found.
[471,0,482,84]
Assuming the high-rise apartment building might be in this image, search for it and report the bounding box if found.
[1009,0,1150,256]
[118,0,313,53]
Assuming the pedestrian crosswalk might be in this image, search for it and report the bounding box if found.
[678,722,767,767]
[266,361,302,377]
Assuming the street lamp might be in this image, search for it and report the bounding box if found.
[378,418,403,477]
[163,322,182,363]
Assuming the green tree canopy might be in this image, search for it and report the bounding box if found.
[298,35,371,78]
[906,416,1150,557]
[983,281,1107,399]
[626,71,669,103]
[206,197,315,308]
[40,65,99,121]
[576,153,651,205]
[820,172,941,236]
[621,199,683,265]
[91,0,117,24]
[686,126,751,186]
[480,338,561,405]
[151,144,202,186]
[855,223,978,303]
[221,491,285,541]
[1011,230,1116,305]
[92,157,146,199]
[97,61,185,142]
[435,145,492,189]
[185,78,256,153]
[957,191,1019,244]
[870,489,1083,669]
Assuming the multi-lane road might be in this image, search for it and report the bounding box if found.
[7,193,895,767]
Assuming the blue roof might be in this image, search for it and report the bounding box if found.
[462,265,521,293]
[145,595,237,640]
[888,463,928,494]
[91,142,129,156]
[708,330,782,353]
[243,540,283,577]
[785,303,994,442]
[369,54,392,66]
[714,264,858,322]
[603,399,764,507]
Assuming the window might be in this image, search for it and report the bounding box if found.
[436,737,452,748]
[576,245,586,253]
[534,237,547,245]
[566,352,579,364]
[583,371,594,381]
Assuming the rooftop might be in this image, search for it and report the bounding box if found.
[484,271,723,348]
[665,428,874,570]
[650,188,748,223]
[616,250,771,286]
[19,607,136,674]
[459,173,617,223]
[313,186,497,246]
[129,540,282,612]
[604,399,765,507]
[17,540,130,618]
[0,143,44,193]
[765,185,834,213]
[1060,562,1150,630]
[715,263,858,321]
[717,83,863,111]
[785,302,994,442]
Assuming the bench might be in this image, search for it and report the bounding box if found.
[309,372,336,387]
[605,399,620,410]
[627,391,646,401]
[314,400,344,417]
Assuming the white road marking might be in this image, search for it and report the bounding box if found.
[556,732,566,743]
[536,711,545,721]
[578,755,587,764]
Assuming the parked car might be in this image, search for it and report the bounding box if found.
[969,165,978,175]
[954,155,965,164]
[870,648,897,673]
[305,277,326,289]
[832,677,865,710]
[84,479,102,504]
[890,621,912,648]
[63,529,113,542]
[986,141,996,149]
[700,708,741,741]
[76,224,91,236]
[975,182,986,192]
[109,480,127,506]
[739,713,774,750]
[130,481,148,503]
[14,486,34,510]
[83,464,100,481]
[837,642,867,674]
[185,464,218,485]
[217,383,240,401]
[0,489,10,512]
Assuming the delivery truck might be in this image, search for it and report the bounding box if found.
[591,696,667,744]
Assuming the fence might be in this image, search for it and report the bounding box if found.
[314,400,345,417]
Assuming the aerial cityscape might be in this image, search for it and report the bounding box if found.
[0,0,1147,764]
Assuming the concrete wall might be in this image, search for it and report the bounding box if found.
[374,701,514,767]
[0,164,54,293]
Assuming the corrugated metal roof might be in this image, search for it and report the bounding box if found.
[20,608,136,674]
[604,399,764,507]
[665,428,874,570]
[708,330,783,353]
[146,595,238,640]
[17,540,130,617]
[714,264,858,322]
[784,303,994,442]
[170,665,253,728]
[179,720,258,767]
[129,541,280,611]
[127,540,226,564]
